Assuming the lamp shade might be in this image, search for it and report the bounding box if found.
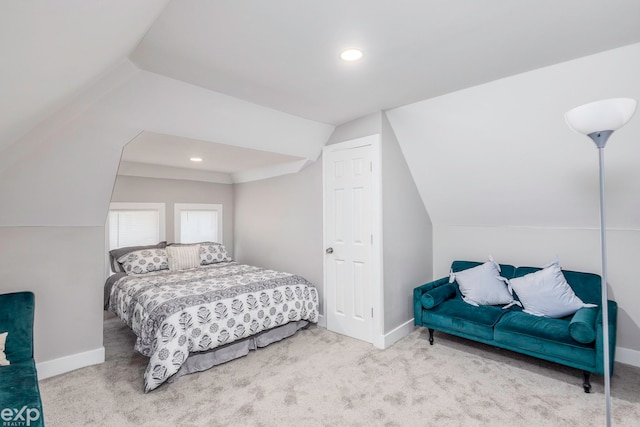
[565,98,637,135]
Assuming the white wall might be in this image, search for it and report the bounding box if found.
[0,120,137,226]
[111,175,234,253]
[381,113,433,333]
[0,227,105,372]
[233,160,324,306]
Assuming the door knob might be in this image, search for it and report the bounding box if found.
[326,247,334,254]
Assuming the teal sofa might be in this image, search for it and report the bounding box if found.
[0,292,45,426]
[413,261,617,392]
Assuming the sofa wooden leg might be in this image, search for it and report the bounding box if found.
[428,328,434,345]
[582,371,592,393]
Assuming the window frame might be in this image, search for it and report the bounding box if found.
[105,202,166,276]
[174,203,223,244]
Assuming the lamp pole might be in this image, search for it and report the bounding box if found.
[590,132,612,427]
[565,98,637,427]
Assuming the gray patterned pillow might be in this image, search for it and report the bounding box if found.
[117,249,169,275]
[109,241,167,273]
[199,243,231,265]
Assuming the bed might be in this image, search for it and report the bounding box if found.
[105,242,319,392]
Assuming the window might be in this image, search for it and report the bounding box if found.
[107,203,166,250]
[174,203,223,244]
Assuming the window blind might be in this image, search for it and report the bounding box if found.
[109,210,160,250]
[179,210,218,244]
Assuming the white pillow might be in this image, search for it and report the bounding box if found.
[167,245,201,271]
[509,261,596,318]
[0,332,9,366]
[450,258,518,307]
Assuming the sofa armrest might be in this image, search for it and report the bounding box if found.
[421,284,457,309]
[0,292,35,362]
[413,277,452,325]
[594,300,618,376]
[569,307,598,344]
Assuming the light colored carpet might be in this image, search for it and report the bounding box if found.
[40,315,640,426]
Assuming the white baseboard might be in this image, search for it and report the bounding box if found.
[615,346,640,368]
[317,314,326,328]
[382,318,416,349]
[36,346,105,380]
[317,315,414,350]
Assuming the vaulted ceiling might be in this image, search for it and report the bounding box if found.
[3,1,640,147]
[131,0,640,125]
[1,1,639,227]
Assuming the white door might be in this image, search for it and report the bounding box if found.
[323,138,377,343]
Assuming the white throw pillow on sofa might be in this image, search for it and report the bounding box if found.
[509,261,596,318]
[0,332,9,366]
[450,258,518,308]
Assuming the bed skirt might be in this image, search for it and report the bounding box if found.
[167,320,309,383]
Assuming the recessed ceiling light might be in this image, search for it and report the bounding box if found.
[190,157,203,162]
[340,48,363,62]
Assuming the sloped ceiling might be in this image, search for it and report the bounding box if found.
[121,132,304,174]
[131,0,640,125]
[387,43,640,229]
[0,61,332,226]
[1,1,640,227]
[0,0,170,152]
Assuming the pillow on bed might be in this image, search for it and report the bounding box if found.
[109,241,167,273]
[0,332,9,366]
[200,243,232,265]
[167,245,201,271]
[118,249,169,275]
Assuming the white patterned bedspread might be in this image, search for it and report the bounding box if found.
[109,262,319,392]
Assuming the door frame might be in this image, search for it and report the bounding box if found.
[322,134,385,348]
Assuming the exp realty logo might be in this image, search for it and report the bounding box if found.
[1,406,41,426]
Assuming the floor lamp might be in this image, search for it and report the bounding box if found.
[564,98,637,427]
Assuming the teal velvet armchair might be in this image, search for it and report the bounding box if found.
[0,291,45,426]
